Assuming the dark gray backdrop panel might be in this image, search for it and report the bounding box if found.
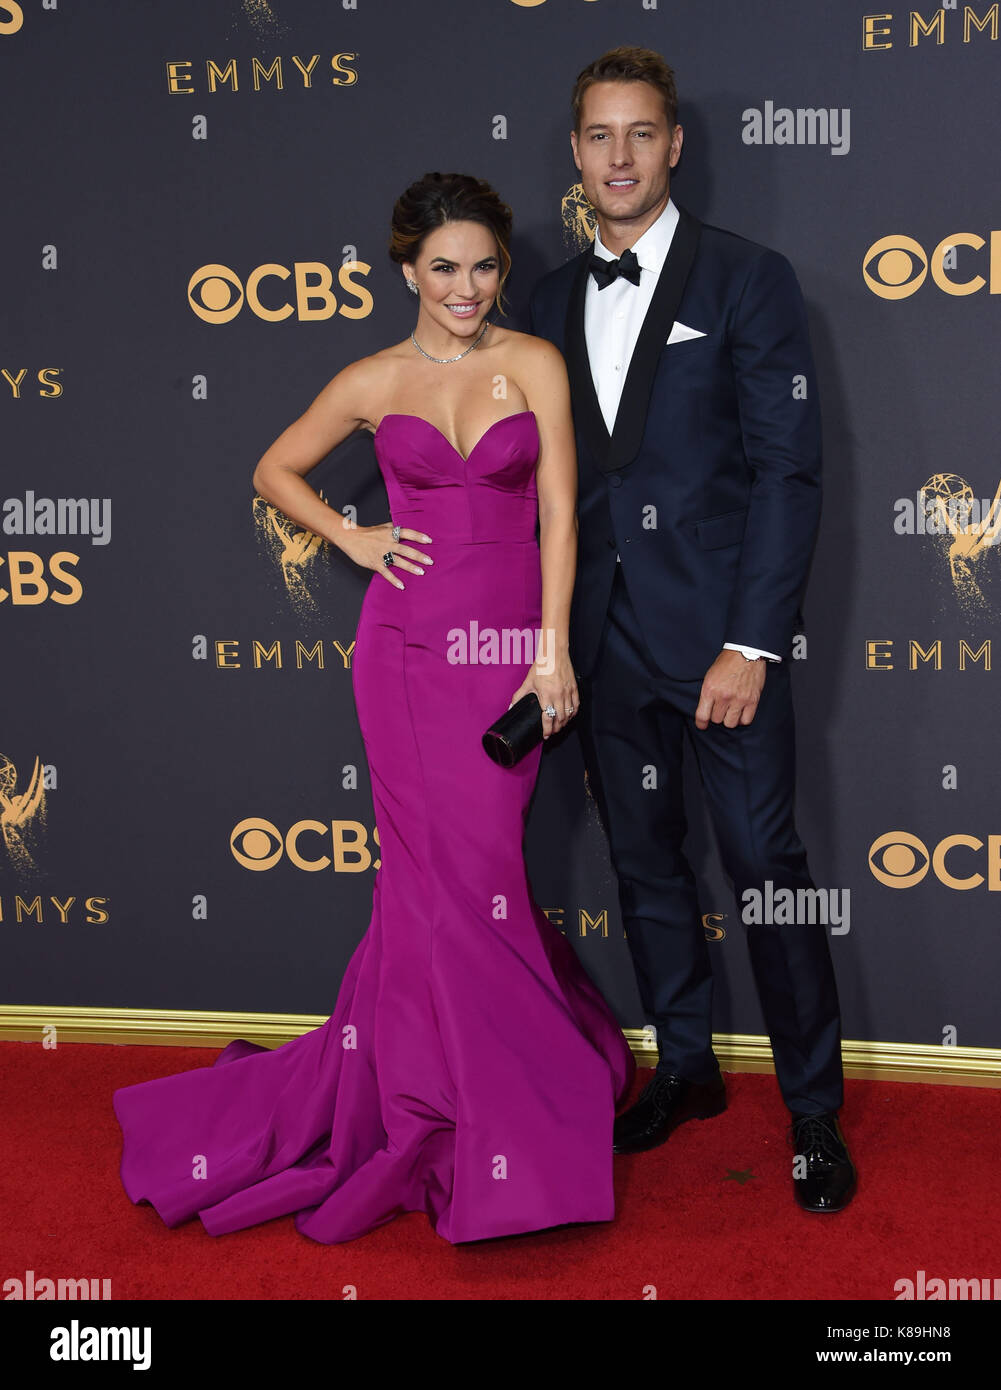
[3,0,998,1051]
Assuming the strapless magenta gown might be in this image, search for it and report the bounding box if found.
[113,410,635,1244]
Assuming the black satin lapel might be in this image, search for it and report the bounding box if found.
[602,204,703,474]
[563,248,610,457]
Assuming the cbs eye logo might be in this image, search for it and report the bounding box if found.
[230,816,380,872]
[868,830,1001,890]
[868,831,930,888]
[863,232,1001,299]
[188,260,373,324]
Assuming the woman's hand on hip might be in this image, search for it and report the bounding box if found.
[339,521,433,589]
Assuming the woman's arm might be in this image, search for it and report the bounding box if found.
[252,357,432,589]
[509,337,579,737]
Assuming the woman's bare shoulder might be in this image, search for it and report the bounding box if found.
[491,324,566,372]
[311,341,411,427]
[324,340,411,389]
[491,328,569,402]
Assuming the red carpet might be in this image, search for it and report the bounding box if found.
[1,1040,997,1301]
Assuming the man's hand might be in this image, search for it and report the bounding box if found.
[695,649,766,730]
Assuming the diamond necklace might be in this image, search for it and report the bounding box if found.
[410,321,489,364]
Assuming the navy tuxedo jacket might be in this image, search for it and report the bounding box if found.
[528,202,822,681]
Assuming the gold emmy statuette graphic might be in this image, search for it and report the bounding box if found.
[242,0,281,34]
[0,752,46,874]
[252,491,331,617]
[561,184,597,256]
[920,473,1001,613]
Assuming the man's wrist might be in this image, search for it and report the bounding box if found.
[723,641,782,663]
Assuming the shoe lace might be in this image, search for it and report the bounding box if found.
[642,1073,682,1115]
[788,1113,844,1163]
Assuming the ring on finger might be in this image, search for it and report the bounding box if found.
[543,704,557,719]
[383,551,396,568]
[391,524,401,542]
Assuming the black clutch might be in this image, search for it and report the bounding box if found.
[482,692,546,767]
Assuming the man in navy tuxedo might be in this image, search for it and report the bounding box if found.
[529,46,855,1212]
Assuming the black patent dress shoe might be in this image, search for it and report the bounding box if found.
[789,1111,857,1212]
[613,1071,727,1154]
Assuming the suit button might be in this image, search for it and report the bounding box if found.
[607,538,616,548]
[609,474,622,488]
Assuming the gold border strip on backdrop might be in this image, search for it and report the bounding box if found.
[0,1006,998,1087]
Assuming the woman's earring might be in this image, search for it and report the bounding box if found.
[406,278,419,296]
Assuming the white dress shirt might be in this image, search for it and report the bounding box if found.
[585,197,780,664]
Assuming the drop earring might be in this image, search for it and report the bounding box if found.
[406,278,419,296]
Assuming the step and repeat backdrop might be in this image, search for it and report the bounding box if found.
[3,0,999,1053]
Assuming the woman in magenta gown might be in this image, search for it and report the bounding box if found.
[113,173,635,1245]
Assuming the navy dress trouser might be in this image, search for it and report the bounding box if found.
[577,566,844,1117]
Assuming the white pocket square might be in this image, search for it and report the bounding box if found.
[666,322,707,345]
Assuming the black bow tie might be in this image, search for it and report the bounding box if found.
[589,246,642,290]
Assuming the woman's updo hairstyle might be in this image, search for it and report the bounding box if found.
[389,172,513,315]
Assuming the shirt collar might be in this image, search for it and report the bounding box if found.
[593,197,679,274]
